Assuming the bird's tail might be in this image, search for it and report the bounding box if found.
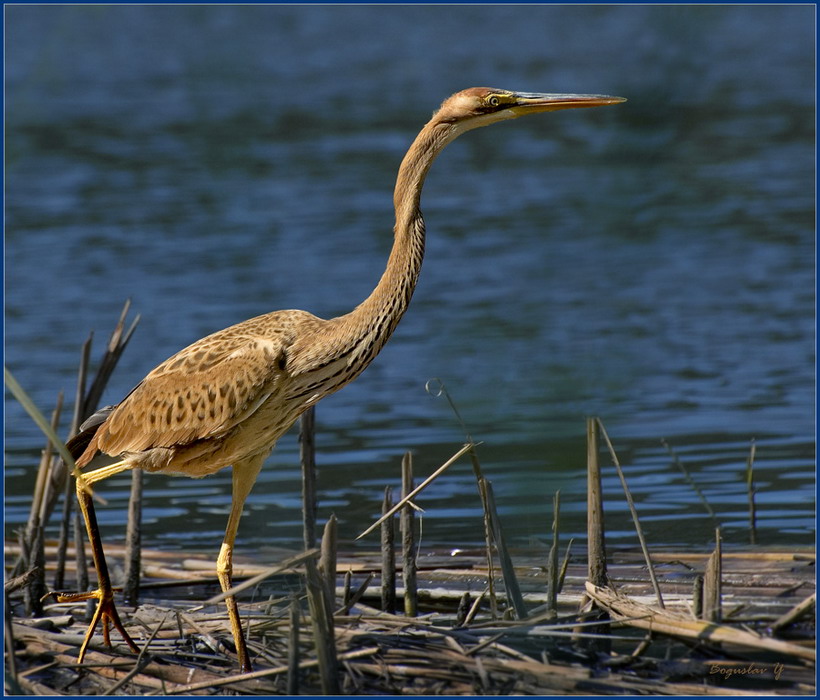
[66,405,117,469]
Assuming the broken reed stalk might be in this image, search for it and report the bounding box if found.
[692,574,704,618]
[287,595,300,695]
[772,592,816,632]
[703,527,722,623]
[586,418,607,589]
[596,418,664,609]
[82,300,140,422]
[9,301,139,602]
[22,522,45,618]
[69,303,138,616]
[585,581,815,663]
[4,589,18,686]
[583,417,610,652]
[468,445,499,620]
[304,556,340,694]
[45,301,140,526]
[380,486,396,614]
[26,392,62,551]
[546,490,560,618]
[122,468,143,607]
[23,393,63,614]
[300,406,318,551]
[401,451,418,617]
[342,570,352,612]
[746,439,757,545]
[558,538,573,593]
[5,568,41,595]
[456,591,471,626]
[343,572,374,614]
[320,514,337,621]
[55,333,93,590]
[479,478,527,619]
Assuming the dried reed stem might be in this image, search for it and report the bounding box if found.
[468,445,498,619]
[703,527,722,623]
[287,595,300,695]
[546,490,560,618]
[479,478,527,619]
[380,486,396,614]
[55,334,92,589]
[583,417,610,652]
[692,574,704,618]
[300,406,317,551]
[558,538,573,593]
[23,392,63,613]
[401,452,418,617]
[304,556,340,694]
[586,418,607,588]
[320,514,337,620]
[82,300,140,419]
[123,468,143,607]
[772,592,815,632]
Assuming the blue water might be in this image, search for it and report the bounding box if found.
[5,5,815,556]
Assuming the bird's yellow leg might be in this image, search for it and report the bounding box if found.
[82,458,132,487]
[51,461,140,662]
[216,454,265,673]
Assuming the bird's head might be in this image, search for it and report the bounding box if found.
[434,87,625,132]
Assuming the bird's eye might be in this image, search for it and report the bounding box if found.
[488,96,500,107]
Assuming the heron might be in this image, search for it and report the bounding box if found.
[54,87,625,672]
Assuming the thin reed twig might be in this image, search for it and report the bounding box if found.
[661,438,716,521]
[596,418,664,609]
[746,439,757,545]
[356,442,474,540]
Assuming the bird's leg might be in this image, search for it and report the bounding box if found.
[52,461,140,662]
[216,455,265,673]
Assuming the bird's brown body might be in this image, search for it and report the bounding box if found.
[60,87,624,673]
[80,308,363,477]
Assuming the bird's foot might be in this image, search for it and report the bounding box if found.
[48,587,140,662]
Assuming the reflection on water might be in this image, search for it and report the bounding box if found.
[6,5,815,554]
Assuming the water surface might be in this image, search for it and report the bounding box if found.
[5,6,815,556]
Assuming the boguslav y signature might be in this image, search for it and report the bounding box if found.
[710,662,785,682]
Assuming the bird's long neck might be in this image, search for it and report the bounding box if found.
[286,117,463,400]
[339,119,460,362]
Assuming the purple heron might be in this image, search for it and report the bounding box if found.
[55,87,625,672]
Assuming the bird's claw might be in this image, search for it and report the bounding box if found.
[48,587,140,661]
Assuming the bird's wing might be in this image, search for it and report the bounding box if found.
[94,325,300,456]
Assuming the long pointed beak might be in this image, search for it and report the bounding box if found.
[511,92,626,114]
